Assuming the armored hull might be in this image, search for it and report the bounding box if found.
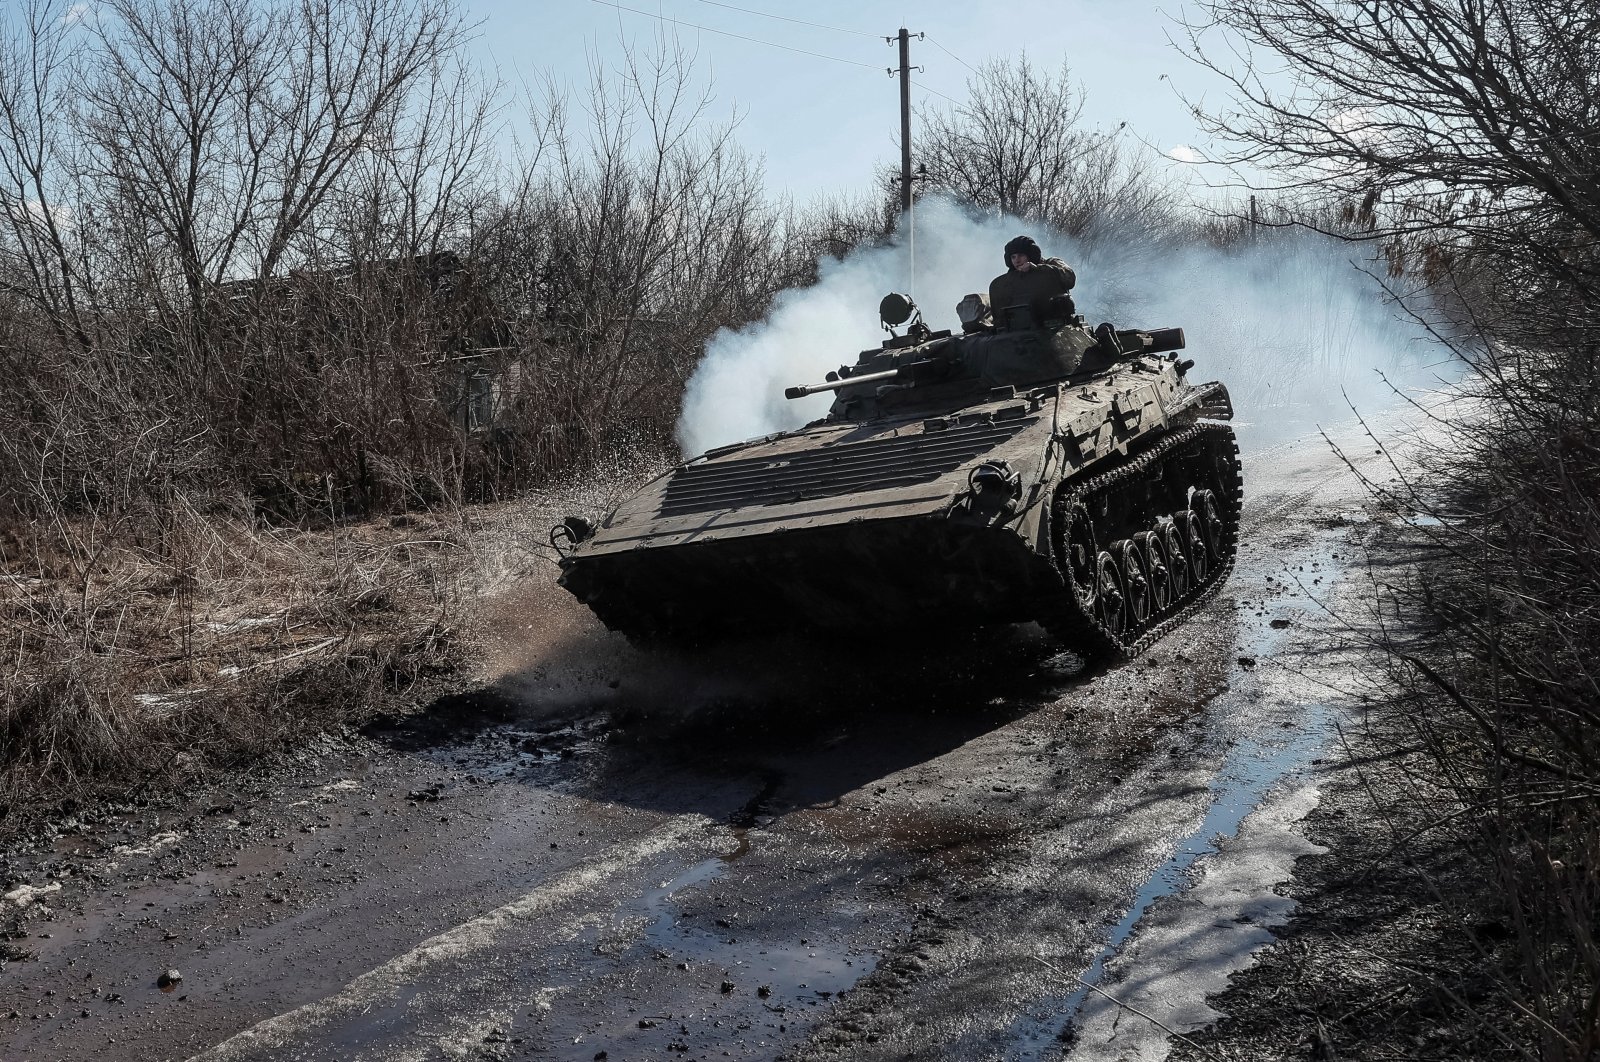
[556,310,1242,659]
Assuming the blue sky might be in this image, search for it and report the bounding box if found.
[464,0,1229,201]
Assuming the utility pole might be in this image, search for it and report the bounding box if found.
[887,27,922,216]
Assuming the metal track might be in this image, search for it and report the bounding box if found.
[1042,422,1243,659]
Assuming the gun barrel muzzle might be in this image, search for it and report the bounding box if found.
[783,364,907,400]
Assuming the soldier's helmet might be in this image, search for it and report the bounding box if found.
[1003,235,1043,268]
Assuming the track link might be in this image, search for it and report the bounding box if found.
[1042,422,1243,659]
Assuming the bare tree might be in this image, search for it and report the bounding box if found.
[326,55,500,263]
[0,0,497,525]
[1182,0,1600,284]
[475,41,803,472]
[917,57,1086,220]
[75,0,470,308]
[785,189,895,270]
[0,0,98,351]
[915,56,1178,239]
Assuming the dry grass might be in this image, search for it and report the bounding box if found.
[0,502,472,839]
[0,432,670,844]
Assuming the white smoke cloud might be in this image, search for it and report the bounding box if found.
[676,199,1014,456]
[676,197,1456,457]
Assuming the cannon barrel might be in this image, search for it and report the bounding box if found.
[784,359,933,400]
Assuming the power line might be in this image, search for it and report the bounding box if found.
[914,78,962,106]
[694,0,877,39]
[589,0,880,70]
[925,35,980,76]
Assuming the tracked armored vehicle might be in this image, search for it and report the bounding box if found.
[552,289,1241,658]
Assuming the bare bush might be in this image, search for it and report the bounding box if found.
[785,190,896,268]
[471,44,817,477]
[0,501,463,833]
[0,0,490,529]
[0,0,491,829]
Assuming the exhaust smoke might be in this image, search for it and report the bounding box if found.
[677,197,1455,456]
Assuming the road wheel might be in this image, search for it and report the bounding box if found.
[1174,510,1210,583]
[1135,529,1175,612]
[1191,489,1225,564]
[1156,518,1190,598]
[1092,549,1126,635]
[1111,538,1153,628]
[1060,500,1099,616]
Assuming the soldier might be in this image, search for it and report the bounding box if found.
[988,235,1076,331]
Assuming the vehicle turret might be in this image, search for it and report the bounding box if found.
[785,292,1190,422]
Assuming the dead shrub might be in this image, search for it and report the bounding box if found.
[0,496,469,839]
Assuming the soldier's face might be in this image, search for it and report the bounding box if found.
[1010,252,1033,271]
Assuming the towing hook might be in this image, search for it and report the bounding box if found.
[549,515,596,558]
[967,461,1023,516]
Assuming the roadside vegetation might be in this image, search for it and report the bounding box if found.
[1166,1,1600,1058]
[0,0,884,831]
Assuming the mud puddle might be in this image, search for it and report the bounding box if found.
[572,851,876,1059]
[413,715,613,783]
[1007,533,1349,1059]
[1012,704,1332,1057]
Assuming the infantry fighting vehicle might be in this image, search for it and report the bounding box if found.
[551,289,1241,658]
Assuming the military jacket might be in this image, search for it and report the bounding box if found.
[988,258,1077,330]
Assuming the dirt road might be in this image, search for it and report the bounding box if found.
[0,408,1428,1062]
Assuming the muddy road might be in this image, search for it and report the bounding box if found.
[1,408,1431,1062]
